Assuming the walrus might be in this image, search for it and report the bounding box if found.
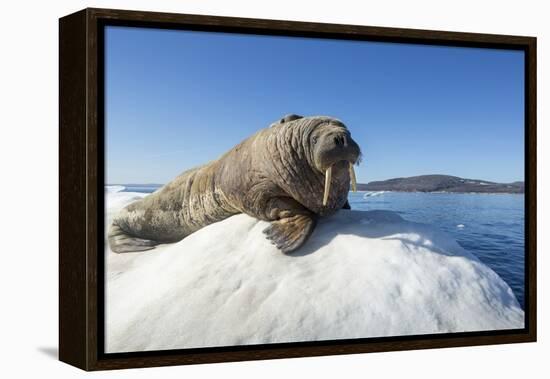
[108,115,362,254]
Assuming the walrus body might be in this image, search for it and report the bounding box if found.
[109,115,361,254]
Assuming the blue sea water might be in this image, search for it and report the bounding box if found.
[119,185,525,309]
[121,185,161,193]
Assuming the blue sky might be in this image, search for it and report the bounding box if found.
[105,26,524,184]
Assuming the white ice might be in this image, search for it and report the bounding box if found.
[105,185,126,193]
[363,191,389,198]
[105,191,524,353]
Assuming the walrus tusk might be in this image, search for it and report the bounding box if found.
[349,162,357,192]
[323,165,332,206]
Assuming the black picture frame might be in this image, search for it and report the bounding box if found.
[59,7,537,371]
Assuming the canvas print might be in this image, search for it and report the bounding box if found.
[104,26,525,353]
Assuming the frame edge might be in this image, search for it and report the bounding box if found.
[59,9,89,371]
[86,7,537,46]
[526,36,537,342]
[59,7,537,371]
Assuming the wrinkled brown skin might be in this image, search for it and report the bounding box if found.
[108,115,362,254]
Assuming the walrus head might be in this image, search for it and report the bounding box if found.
[309,118,361,206]
[262,115,362,215]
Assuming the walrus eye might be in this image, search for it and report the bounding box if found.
[312,136,318,144]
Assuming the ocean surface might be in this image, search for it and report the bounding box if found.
[116,185,525,309]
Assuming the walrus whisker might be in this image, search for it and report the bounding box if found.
[349,162,357,192]
[323,165,332,206]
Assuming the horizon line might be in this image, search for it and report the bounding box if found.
[107,173,524,187]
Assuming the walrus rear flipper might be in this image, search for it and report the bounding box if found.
[108,224,158,253]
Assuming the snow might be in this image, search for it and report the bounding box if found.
[105,190,524,353]
[105,185,126,193]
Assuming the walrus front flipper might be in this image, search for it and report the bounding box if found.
[263,214,316,254]
[342,200,351,210]
[108,224,158,253]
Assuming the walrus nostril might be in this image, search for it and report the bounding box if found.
[334,135,345,146]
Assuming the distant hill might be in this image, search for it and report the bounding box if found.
[357,175,524,194]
